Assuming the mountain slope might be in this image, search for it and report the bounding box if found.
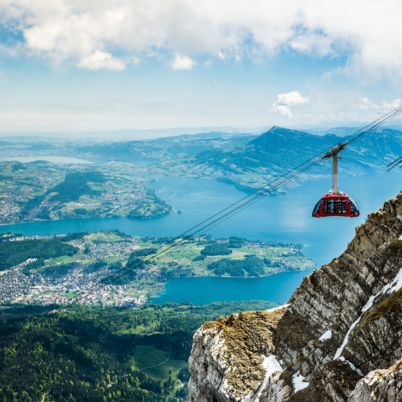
[190,126,402,191]
[195,126,402,172]
[188,191,402,402]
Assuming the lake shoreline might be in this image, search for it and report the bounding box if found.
[1,173,399,305]
[149,269,315,305]
[168,268,312,280]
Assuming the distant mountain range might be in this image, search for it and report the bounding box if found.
[61,125,400,171]
[193,126,402,174]
[70,131,253,163]
[0,125,400,192]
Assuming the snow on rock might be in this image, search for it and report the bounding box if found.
[292,371,309,392]
[251,354,284,402]
[334,266,402,360]
[265,303,290,313]
[263,354,283,377]
[334,317,363,360]
[319,329,332,341]
[339,356,363,376]
[388,266,402,293]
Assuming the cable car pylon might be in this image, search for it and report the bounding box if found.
[312,143,359,218]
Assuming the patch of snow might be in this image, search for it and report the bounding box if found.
[263,354,283,376]
[338,357,363,376]
[292,371,309,392]
[252,354,283,401]
[334,266,402,360]
[388,267,402,293]
[334,319,362,360]
[319,329,332,341]
[265,303,290,313]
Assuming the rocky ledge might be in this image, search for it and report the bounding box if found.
[188,191,402,402]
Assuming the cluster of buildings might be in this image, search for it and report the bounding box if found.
[0,252,148,307]
[0,199,20,224]
[0,259,36,303]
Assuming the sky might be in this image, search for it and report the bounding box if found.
[0,0,402,136]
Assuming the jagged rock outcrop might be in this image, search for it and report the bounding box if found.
[349,359,402,402]
[188,192,402,402]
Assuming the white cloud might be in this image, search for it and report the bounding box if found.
[272,91,309,117]
[273,104,292,118]
[290,33,333,56]
[382,98,402,110]
[131,56,140,66]
[170,54,196,70]
[359,97,402,113]
[276,91,309,106]
[77,51,125,71]
[1,0,402,80]
[204,59,213,68]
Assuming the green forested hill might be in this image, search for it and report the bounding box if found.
[0,162,172,225]
[195,126,402,173]
[0,301,275,401]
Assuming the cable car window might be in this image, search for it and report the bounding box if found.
[323,199,334,214]
[334,198,347,214]
[349,197,359,210]
[349,200,359,215]
[313,200,321,215]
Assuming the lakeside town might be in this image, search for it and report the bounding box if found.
[0,231,314,307]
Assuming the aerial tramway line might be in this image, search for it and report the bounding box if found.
[102,106,402,285]
[387,155,402,171]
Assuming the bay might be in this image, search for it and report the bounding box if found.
[0,171,400,305]
[149,270,313,305]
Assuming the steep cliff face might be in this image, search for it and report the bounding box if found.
[188,192,402,402]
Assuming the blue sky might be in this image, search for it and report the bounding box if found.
[0,1,401,135]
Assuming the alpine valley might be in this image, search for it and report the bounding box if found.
[0,127,400,402]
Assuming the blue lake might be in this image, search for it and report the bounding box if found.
[149,270,314,305]
[0,171,400,305]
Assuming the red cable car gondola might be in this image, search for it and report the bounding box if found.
[312,144,360,218]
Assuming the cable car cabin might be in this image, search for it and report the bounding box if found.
[312,143,360,218]
[312,192,360,218]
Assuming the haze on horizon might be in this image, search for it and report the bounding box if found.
[1,0,402,136]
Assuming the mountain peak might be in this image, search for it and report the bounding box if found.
[262,125,311,136]
[250,126,320,151]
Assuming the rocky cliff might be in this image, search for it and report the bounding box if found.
[188,192,402,402]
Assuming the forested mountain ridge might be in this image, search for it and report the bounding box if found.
[0,161,172,224]
[0,301,276,402]
[192,126,402,180]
